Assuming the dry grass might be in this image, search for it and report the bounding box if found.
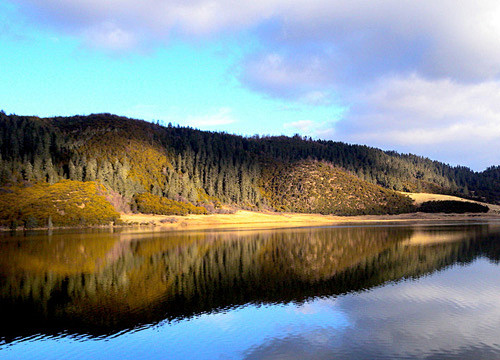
[400,192,500,212]
[121,209,500,232]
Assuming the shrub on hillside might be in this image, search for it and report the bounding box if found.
[134,192,207,215]
[264,160,416,216]
[419,200,489,213]
[0,180,120,228]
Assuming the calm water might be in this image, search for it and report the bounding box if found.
[1,222,500,359]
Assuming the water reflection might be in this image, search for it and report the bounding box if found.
[1,223,500,359]
[244,258,500,360]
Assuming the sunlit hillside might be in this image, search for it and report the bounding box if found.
[0,112,499,226]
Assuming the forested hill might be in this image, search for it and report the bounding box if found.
[0,112,498,218]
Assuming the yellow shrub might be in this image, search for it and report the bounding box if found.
[134,192,207,215]
[0,180,120,228]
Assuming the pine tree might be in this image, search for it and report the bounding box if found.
[23,161,34,181]
[85,158,97,181]
[69,160,76,180]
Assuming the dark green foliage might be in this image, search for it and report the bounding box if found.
[0,112,498,217]
[23,215,38,229]
[419,200,489,214]
[479,166,500,202]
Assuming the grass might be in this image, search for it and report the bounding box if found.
[120,209,500,232]
[401,192,500,212]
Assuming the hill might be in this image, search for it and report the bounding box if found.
[0,111,498,222]
[263,160,414,215]
[0,180,119,228]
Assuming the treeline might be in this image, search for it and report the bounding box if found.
[0,112,498,217]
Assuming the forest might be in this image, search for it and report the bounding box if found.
[0,111,498,225]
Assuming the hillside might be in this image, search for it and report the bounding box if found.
[263,160,415,215]
[0,112,498,222]
[0,180,119,228]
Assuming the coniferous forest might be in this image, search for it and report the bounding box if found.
[0,112,498,226]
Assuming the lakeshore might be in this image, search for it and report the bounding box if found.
[120,210,500,232]
[3,192,499,233]
[119,193,500,232]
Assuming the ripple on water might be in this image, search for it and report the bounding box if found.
[1,224,500,359]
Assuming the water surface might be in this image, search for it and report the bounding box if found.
[1,222,500,359]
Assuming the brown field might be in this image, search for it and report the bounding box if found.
[121,207,500,233]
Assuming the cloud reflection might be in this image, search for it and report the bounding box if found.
[245,259,500,359]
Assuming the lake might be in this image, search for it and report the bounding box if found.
[1,222,500,359]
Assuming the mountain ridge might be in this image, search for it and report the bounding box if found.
[0,112,498,224]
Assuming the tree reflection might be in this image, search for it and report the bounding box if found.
[0,224,499,340]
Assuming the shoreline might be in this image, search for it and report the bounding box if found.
[3,191,500,233]
[3,210,500,234]
[118,210,500,232]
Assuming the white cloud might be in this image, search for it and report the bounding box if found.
[241,52,337,101]
[11,0,500,167]
[16,0,500,80]
[284,120,317,133]
[299,91,332,106]
[284,119,336,138]
[15,0,278,49]
[237,0,500,100]
[333,75,500,169]
[280,74,500,169]
[83,22,138,51]
[184,107,236,128]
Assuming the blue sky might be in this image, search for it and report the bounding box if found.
[1,0,500,170]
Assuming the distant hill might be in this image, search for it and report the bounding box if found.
[0,112,498,221]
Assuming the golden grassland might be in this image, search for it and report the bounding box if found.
[120,208,500,232]
[1,183,499,232]
[119,192,500,232]
[401,192,500,212]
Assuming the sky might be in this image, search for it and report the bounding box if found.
[1,1,500,171]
